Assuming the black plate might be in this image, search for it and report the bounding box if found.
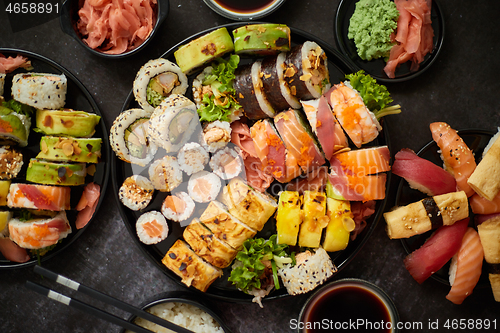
[114,22,391,301]
[395,129,493,286]
[335,0,445,83]
[0,49,110,269]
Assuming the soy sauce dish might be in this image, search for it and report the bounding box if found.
[60,0,169,58]
[297,279,400,333]
[203,0,287,20]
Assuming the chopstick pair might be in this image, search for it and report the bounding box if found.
[26,265,194,333]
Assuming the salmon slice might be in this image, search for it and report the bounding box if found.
[250,119,287,179]
[8,184,71,211]
[430,122,477,197]
[332,146,391,177]
[470,192,500,215]
[328,167,387,201]
[392,148,457,196]
[446,227,484,304]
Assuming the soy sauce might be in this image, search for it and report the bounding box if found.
[214,0,276,14]
[303,285,393,332]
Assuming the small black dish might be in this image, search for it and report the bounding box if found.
[60,0,169,59]
[120,291,233,333]
[335,0,445,83]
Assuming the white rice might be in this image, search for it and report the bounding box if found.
[177,142,209,176]
[200,120,232,153]
[129,301,224,333]
[188,171,221,203]
[161,191,195,222]
[119,175,155,211]
[136,211,169,245]
[148,155,183,192]
[209,147,243,180]
[11,73,67,109]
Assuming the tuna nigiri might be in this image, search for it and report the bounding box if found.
[403,218,469,284]
[392,148,457,196]
[7,184,71,211]
[446,227,484,304]
[430,122,477,197]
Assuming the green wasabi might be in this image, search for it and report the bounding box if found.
[348,0,399,61]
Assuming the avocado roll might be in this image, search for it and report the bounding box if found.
[109,108,157,167]
[133,58,188,115]
[37,136,102,163]
[36,109,101,138]
[11,73,67,109]
[283,42,331,100]
[232,24,291,56]
[26,159,86,186]
[0,104,31,147]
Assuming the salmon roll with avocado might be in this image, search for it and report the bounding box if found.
[136,211,169,245]
[133,58,188,115]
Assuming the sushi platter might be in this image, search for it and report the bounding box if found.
[0,49,110,269]
[112,23,392,301]
[395,129,494,287]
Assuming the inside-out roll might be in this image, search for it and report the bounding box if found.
[11,73,67,109]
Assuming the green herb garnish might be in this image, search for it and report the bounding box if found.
[2,99,35,116]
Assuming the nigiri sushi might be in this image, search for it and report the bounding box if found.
[330,146,391,177]
[470,192,500,215]
[430,122,477,197]
[7,184,71,211]
[404,218,469,284]
[9,211,71,249]
[392,148,457,196]
[446,227,484,304]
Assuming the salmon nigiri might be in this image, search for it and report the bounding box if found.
[470,192,500,215]
[430,122,477,197]
[446,227,484,304]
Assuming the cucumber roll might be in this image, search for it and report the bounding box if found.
[283,41,331,100]
[26,159,86,186]
[133,58,188,115]
[109,108,158,167]
[11,73,67,109]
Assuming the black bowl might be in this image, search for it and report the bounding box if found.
[60,0,169,59]
[120,291,233,333]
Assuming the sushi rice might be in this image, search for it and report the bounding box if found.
[188,171,221,203]
[148,155,183,192]
[209,147,243,180]
[119,175,155,211]
[161,191,195,223]
[11,73,67,109]
[177,142,209,176]
[200,120,232,153]
[136,211,169,245]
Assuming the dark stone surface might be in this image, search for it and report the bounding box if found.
[1,1,499,332]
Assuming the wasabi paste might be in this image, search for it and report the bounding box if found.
[348,0,399,61]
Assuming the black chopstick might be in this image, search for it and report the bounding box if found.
[30,265,194,333]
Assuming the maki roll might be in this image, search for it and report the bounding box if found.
[37,136,102,163]
[187,171,221,203]
[148,155,183,192]
[133,58,188,115]
[26,159,86,186]
[136,211,169,245]
[161,191,195,222]
[119,175,155,211]
[147,94,200,153]
[0,103,31,147]
[7,183,71,211]
[283,42,331,100]
[110,108,157,167]
[0,146,23,179]
[177,142,209,176]
[209,147,243,180]
[200,120,232,153]
[36,109,101,138]
[11,73,67,109]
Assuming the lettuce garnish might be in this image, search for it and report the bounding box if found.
[197,55,241,122]
[228,234,294,293]
[346,70,401,119]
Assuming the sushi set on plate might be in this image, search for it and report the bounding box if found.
[0,48,110,269]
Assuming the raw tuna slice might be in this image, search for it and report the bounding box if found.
[404,218,469,284]
[392,148,457,196]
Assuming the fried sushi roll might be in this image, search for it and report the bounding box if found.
[162,239,222,292]
[0,146,23,179]
[133,58,188,115]
[220,177,277,231]
[183,219,238,268]
[119,175,155,211]
[283,42,331,100]
[384,191,469,239]
[477,216,500,302]
[110,108,158,167]
[199,201,257,250]
[11,73,67,109]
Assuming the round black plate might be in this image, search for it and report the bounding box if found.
[395,129,493,286]
[0,49,110,269]
[114,22,391,301]
[335,0,445,83]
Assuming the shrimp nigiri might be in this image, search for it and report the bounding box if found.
[430,122,477,197]
[446,227,484,304]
